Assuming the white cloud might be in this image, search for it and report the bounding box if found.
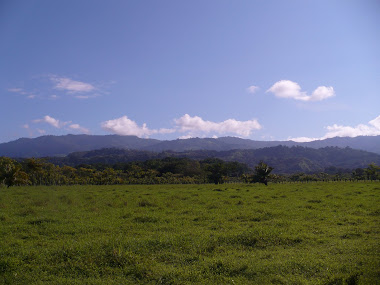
[178,135,194,139]
[8,75,102,100]
[69,124,90,134]
[33,115,69,128]
[369,116,380,129]
[267,80,335,101]
[33,115,60,128]
[157,128,176,134]
[174,114,261,137]
[289,136,318,143]
[30,115,90,134]
[247,85,259,94]
[50,76,95,93]
[101,114,261,138]
[101,116,159,137]
[290,115,380,142]
[311,86,335,101]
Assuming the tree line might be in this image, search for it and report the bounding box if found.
[0,156,379,187]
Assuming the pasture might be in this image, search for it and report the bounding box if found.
[0,182,379,284]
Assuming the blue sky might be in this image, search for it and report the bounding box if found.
[1,0,379,143]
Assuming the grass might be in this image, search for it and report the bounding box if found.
[0,182,379,284]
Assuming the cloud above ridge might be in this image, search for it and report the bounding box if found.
[290,115,380,142]
[69,124,90,134]
[267,80,335,101]
[101,116,174,137]
[33,115,66,128]
[174,114,261,137]
[101,114,262,138]
[31,115,90,134]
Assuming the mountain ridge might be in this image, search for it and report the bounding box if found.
[1,134,380,157]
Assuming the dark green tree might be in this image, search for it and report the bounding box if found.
[365,163,380,180]
[0,157,30,187]
[203,159,227,184]
[352,168,365,180]
[252,161,273,185]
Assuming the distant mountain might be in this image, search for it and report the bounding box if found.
[144,136,380,154]
[0,134,380,157]
[303,136,380,154]
[214,146,380,173]
[47,146,380,174]
[141,137,298,152]
[0,135,160,157]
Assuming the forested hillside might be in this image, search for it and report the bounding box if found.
[46,146,380,174]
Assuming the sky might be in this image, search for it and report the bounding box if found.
[1,0,379,143]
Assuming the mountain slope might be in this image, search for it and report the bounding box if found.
[303,136,380,154]
[0,135,160,157]
[47,146,380,174]
[1,134,379,157]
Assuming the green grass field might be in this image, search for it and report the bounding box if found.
[0,182,379,284]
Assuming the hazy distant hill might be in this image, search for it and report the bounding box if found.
[303,136,380,154]
[0,134,380,157]
[141,137,298,152]
[143,136,380,154]
[47,146,380,174]
[0,135,160,157]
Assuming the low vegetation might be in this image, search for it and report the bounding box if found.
[0,182,379,284]
[1,156,379,187]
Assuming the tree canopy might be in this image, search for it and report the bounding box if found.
[0,155,378,188]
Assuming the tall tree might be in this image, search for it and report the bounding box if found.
[0,157,30,187]
[365,163,380,180]
[252,161,273,185]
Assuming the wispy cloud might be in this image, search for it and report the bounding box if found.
[33,115,68,128]
[267,80,335,102]
[74,94,99,99]
[8,87,35,98]
[8,88,26,94]
[29,115,90,135]
[247,85,259,94]
[50,75,96,93]
[8,87,40,99]
[21,124,33,137]
[8,75,103,100]
[290,115,380,142]
[68,124,90,134]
